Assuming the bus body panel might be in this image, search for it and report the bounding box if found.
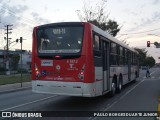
[32,23,94,83]
[32,22,97,97]
[32,22,139,97]
[32,80,103,97]
[33,57,86,82]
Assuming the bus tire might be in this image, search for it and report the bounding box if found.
[116,76,122,93]
[109,80,116,97]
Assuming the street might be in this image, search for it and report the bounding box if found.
[0,68,160,120]
[0,1,160,120]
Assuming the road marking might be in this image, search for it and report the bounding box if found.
[89,69,158,120]
[150,70,157,75]
[104,79,145,111]
[144,70,157,79]
[0,95,57,111]
[89,79,145,120]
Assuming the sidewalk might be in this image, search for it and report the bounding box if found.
[0,82,31,92]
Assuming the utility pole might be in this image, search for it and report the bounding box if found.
[16,37,25,87]
[4,24,13,75]
[20,37,23,88]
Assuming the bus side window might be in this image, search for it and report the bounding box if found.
[93,34,99,50]
[110,42,118,65]
[117,45,120,65]
[119,46,124,65]
[124,49,128,65]
[93,34,101,56]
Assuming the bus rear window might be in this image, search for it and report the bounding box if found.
[37,26,84,54]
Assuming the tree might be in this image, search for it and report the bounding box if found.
[134,48,147,66]
[76,0,120,37]
[106,20,120,37]
[134,48,155,67]
[144,57,155,67]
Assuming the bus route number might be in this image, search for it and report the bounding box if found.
[53,28,66,35]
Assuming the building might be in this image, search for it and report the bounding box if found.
[16,49,32,70]
[0,49,31,74]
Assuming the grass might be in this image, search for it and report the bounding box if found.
[0,74,31,85]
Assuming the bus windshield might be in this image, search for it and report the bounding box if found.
[37,26,84,54]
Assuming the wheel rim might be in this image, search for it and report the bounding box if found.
[112,82,116,94]
[119,81,122,90]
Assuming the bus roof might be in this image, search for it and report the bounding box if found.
[36,22,84,28]
[90,23,135,52]
[35,22,136,53]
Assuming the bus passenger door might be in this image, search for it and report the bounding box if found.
[102,40,109,92]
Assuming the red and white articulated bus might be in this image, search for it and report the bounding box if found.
[32,22,139,97]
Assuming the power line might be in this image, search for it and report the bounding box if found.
[0,14,34,31]
[0,20,32,39]
[0,7,34,39]
[0,6,38,28]
[0,3,45,40]
[119,27,160,35]
[0,4,39,25]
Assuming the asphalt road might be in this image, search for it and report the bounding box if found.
[0,67,160,120]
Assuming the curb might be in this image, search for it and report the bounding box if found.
[0,86,31,94]
[0,82,31,94]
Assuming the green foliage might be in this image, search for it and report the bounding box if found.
[105,20,120,37]
[144,57,155,67]
[134,48,147,66]
[18,68,28,73]
[0,74,31,85]
[0,67,6,75]
[89,19,120,37]
[134,48,155,67]
[88,19,106,30]
[76,0,120,37]
[0,67,6,71]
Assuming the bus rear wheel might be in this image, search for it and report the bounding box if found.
[116,79,122,93]
[109,81,116,97]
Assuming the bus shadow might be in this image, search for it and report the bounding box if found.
[44,80,138,111]
[44,95,112,111]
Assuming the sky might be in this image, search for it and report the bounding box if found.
[0,0,160,62]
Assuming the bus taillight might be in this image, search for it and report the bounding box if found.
[78,64,85,80]
[35,64,41,79]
